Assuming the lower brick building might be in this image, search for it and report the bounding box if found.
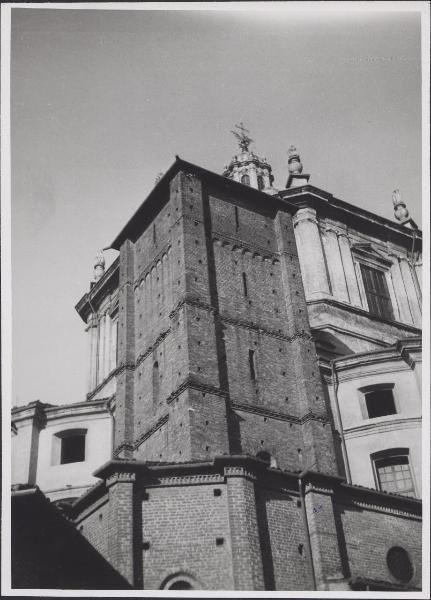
[11,131,422,591]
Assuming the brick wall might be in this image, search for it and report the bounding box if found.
[140,482,234,590]
[338,497,422,588]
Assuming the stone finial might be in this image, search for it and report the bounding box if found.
[392,189,410,222]
[93,250,105,282]
[286,145,309,189]
[287,145,303,174]
[154,172,164,185]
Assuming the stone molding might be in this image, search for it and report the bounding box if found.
[135,328,172,367]
[71,455,421,523]
[307,297,421,334]
[106,470,136,488]
[212,233,278,261]
[343,416,421,439]
[134,414,169,449]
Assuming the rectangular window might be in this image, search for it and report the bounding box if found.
[60,433,86,464]
[234,206,239,231]
[242,272,248,297]
[248,349,256,380]
[375,455,415,497]
[365,388,397,418]
[360,264,394,320]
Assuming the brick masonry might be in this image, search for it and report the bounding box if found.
[71,165,422,591]
[72,458,422,591]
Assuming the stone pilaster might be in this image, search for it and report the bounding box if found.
[293,208,331,300]
[86,314,98,392]
[390,256,413,324]
[321,228,349,303]
[337,232,362,307]
[399,257,421,325]
[103,313,112,379]
[11,402,46,485]
[98,314,106,385]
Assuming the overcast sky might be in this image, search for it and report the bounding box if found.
[11,6,423,407]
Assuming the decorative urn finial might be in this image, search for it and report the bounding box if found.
[93,250,105,282]
[392,189,410,222]
[287,145,303,174]
[286,145,309,188]
[154,172,164,185]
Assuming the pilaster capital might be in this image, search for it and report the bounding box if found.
[292,206,318,227]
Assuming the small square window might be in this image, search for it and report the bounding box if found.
[53,429,87,465]
[365,389,396,419]
[61,434,86,464]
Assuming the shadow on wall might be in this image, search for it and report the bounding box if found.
[11,485,132,590]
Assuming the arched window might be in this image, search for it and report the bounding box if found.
[160,573,199,590]
[169,581,193,590]
[241,173,250,186]
[257,175,264,190]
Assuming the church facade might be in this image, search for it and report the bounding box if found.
[11,130,422,591]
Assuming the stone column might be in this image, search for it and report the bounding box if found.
[335,233,362,307]
[390,257,413,324]
[399,258,422,326]
[321,228,349,303]
[225,467,265,590]
[293,208,331,300]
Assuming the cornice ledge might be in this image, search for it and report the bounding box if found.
[307,298,422,334]
[299,469,345,495]
[340,482,422,517]
[166,377,228,405]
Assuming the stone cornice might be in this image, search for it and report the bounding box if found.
[307,298,421,335]
[332,336,422,372]
[12,398,110,426]
[71,455,421,521]
[343,416,421,438]
[75,257,120,323]
[280,186,422,251]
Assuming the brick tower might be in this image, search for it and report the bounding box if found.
[71,136,422,592]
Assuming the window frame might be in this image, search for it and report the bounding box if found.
[51,428,88,466]
[358,383,398,420]
[370,448,417,498]
[351,244,399,321]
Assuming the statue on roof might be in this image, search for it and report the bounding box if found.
[231,122,254,152]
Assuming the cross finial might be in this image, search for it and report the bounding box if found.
[231,122,254,152]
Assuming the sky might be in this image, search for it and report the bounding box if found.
[10,5,423,407]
